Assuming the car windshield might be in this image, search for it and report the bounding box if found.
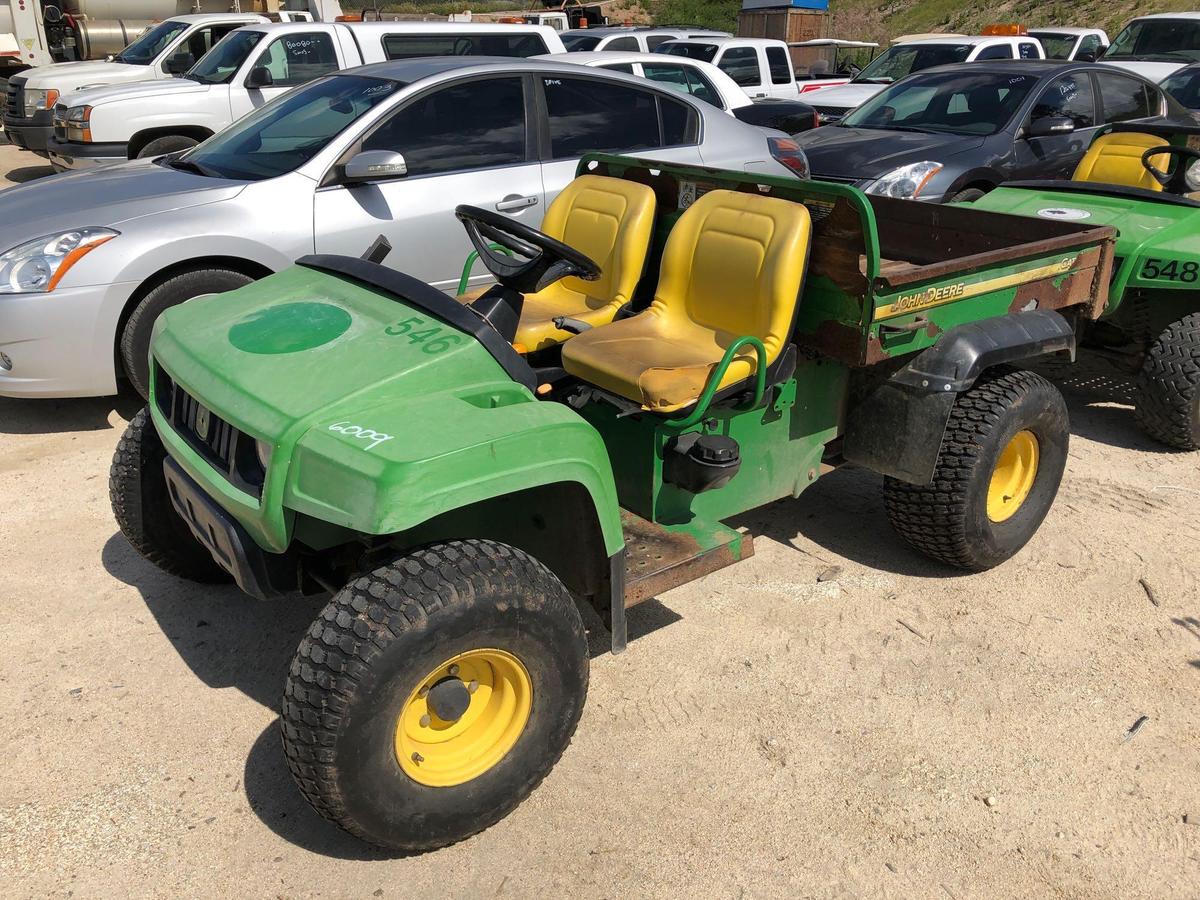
[561,33,600,50]
[176,74,403,181]
[842,70,1037,135]
[113,20,188,65]
[657,42,719,63]
[1104,19,1200,62]
[186,30,264,84]
[852,43,972,83]
[1029,32,1076,60]
[1162,67,1200,109]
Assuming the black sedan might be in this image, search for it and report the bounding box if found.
[793,60,1188,202]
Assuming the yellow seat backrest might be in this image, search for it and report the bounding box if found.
[651,188,811,368]
[1072,132,1169,192]
[540,174,656,306]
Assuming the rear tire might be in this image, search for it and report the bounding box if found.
[136,135,199,158]
[1135,312,1200,450]
[883,368,1069,570]
[109,406,231,582]
[281,539,589,852]
[119,268,253,398]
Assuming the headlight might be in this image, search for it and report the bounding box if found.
[1186,160,1200,192]
[22,88,59,117]
[63,105,92,142]
[865,161,943,200]
[0,227,118,294]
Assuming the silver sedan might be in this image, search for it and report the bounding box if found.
[0,56,809,399]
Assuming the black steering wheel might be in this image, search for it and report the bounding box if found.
[1141,145,1200,195]
[454,204,601,295]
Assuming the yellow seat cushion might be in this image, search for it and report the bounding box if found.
[1072,132,1169,192]
[562,189,811,414]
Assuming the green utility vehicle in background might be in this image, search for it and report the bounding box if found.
[110,155,1116,851]
[974,122,1200,450]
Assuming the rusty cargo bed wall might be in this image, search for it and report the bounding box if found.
[865,195,1115,301]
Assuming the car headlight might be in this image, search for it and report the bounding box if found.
[1186,160,1200,193]
[0,227,118,294]
[865,161,944,200]
[22,88,59,117]
[63,105,92,142]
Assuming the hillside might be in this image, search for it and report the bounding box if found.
[650,0,1200,42]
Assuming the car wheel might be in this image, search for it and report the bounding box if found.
[281,539,589,851]
[948,187,987,203]
[883,368,1069,570]
[136,135,199,158]
[119,268,254,398]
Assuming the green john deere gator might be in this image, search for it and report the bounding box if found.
[974,121,1200,450]
[110,155,1117,851]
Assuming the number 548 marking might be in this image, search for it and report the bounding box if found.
[384,315,464,354]
[1140,258,1199,283]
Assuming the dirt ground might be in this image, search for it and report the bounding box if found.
[1,144,1198,898]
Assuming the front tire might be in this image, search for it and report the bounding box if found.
[109,406,231,582]
[136,135,199,158]
[281,539,589,852]
[1135,312,1200,450]
[948,187,987,203]
[119,268,253,397]
[883,368,1069,570]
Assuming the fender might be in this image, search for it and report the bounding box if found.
[843,310,1075,484]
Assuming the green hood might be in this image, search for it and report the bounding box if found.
[150,265,622,555]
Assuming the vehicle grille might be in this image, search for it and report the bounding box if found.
[52,103,67,139]
[154,364,265,499]
[6,79,23,121]
[811,172,858,185]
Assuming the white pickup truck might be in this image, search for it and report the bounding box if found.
[1100,14,1200,82]
[654,36,801,99]
[3,12,271,155]
[803,35,1045,124]
[46,22,564,170]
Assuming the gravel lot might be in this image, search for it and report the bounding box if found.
[1,143,1198,898]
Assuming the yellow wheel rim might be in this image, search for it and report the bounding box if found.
[395,649,532,788]
[987,430,1040,523]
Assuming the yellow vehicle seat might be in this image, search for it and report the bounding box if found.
[1072,132,1169,192]
[561,189,811,414]
[506,175,656,352]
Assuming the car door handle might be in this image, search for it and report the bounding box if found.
[495,195,538,212]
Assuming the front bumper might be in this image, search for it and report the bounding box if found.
[163,456,295,598]
[3,111,54,153]
[0,280,138,398]
[46,137,127,171]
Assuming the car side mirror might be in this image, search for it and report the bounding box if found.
[343,150,408,183]
[166,52,194,75]
[1026,116,1075,138]
[1076,49,1097,62]
[245,66,274,89]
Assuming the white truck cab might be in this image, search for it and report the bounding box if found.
[3,13,269,155]
[1027,28,1109,61]
[46,22,565,170]
[654,36,799,99]
[804,35,1045,124]
[561,26,729,53]
[1101,14,1200,82]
